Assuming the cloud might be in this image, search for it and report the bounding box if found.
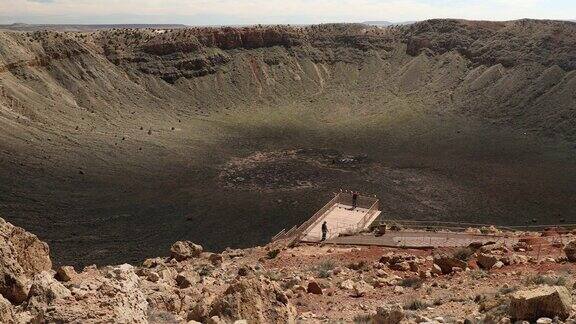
[1,0,574,25]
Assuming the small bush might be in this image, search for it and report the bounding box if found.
[453,247,474,261]
[468,269,488,280]
[198,265,213,277]
[347,260,367,271]
[267,249,280,259]
[474,294,487,303]
[263,270,281,281]
[525,275,568,287]
[316,260,336,278]
[499,285,518,295]
[399,277,423,289]
[353,314,372,324]
[405,299,429,310]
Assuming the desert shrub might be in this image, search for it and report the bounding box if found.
[468,269,488,280]
[399,277,423,289]
[453,247,474,261]
[267,249,280,259]
[198,265,213,277]
[474,294,486,303]
[263,270,281,281]
[498,285,518,294]
[405,298,429,310]
[353,314,373,324]
[315,260,336,278]
[347,260,367,271]
[525,274,568,287]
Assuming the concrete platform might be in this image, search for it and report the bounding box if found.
[301,203,381,242]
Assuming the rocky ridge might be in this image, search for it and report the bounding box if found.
[2,216,576,323]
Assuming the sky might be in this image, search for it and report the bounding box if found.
[0,0,574,25]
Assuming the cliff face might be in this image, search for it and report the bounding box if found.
[1,20,576,267]
[1,20,575,138]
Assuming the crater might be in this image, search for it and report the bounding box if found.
[219,148,371,191]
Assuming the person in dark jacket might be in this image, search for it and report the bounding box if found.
[352,191,359,210]
[321,221,328,241]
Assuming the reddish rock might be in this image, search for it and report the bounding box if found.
[56,266,77,282]
[563,241,576,262]
[477,253,499,269]
[433,253,467,274]
[467,259,479,270]
[307,281,323,295]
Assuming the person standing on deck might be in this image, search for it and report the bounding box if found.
[352,191,359,210]
[321,221,328,241]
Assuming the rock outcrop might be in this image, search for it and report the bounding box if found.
[563,240,576,262]
[0,218,52,303]
[0,295,15,323]
[508,286,572,321]
[209,277,296,323]
[433,253,467,274]
[170,241,204,261]
[43,264,148,323]
[373,304,405,324]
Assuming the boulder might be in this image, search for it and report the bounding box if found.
[408,261,419,272]
[0,295,15,323]
[509,286,571,321]
[209,277,296,323]
[373,304,405,324]
[477,253,499,269]
[0,217,52,303]
[418,270,431,279]
[430,264,443,275]
[207,316,227,324]
[40,264,149,323]
[0,218,52,274]
[480,225,500,234]
[563,240,576,262]
[389,261,410,272]
[188,297,215,322]
[26,271,72,316]
[513,241,532,252]
[433,253,467,274]
[55,266,78,282]
[307,281,322,295]
[176,271,200,289]
[339,279,354,290]
[170,241,203,261]
[208,253,223,266]
[28,271,72,303]
[353,281,372,297]
[493,261,504,269]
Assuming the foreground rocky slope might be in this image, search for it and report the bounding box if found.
[3,216,576,323]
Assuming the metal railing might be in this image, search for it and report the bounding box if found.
[287,193,341,244]
[358,199,380,230]
[271,191,381,245]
